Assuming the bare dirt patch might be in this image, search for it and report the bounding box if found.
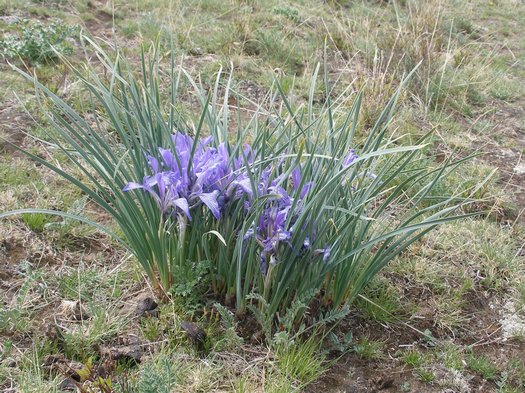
[0,237,25,293]
[0,104,31,154]
[84,2,114,38]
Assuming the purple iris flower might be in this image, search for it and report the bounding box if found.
[342,149,358,167]
[291,166,314,199]
[123,133,250,220]
[123,172,192,218]
[243,164,333,275]
[125,135,342,274]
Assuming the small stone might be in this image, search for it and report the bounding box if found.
[58,378,78,391]
[60,300,89,320]
[42,354,83,380]
[180,321,206,351]
[513,163,525,175]
[0,16,20,25]
[134,296,159,317]
[99,344,143,363]
[189,47,203,56]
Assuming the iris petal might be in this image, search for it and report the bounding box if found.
[342,149,358,167]
[123,182,143,191]
[173,197,191,220]
[198,190,221,219]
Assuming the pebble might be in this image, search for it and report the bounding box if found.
[0,16,20,25]
[513,163,525,175]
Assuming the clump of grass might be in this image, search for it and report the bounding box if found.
[21,212,48,232]
[416,368,436,383]
[353,337,384,360]
[439,343,465,371]
[424,220,521,290]
[355,277,409,323]
[275,337,327,388]
[467,353,500,381]
[403,349,426,368]
[62,304,125,361]
[13,344,64,392]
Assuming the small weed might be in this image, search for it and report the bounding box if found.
[0,339,13,360]
[440,343,465,371]
[453,17,480,39]
[14,341,63,392]
[231,375,258,393]
[134,353,183,392]
[44,195,95,247]
[272,6,301,24]
[0,270,40,334]
[275,337,327,387]
[355,278,407,323]
[416,368,435,383]
[353,337,384,360]
[140,317,162,342]
[403,349,425,368]
[506,358,525,389]
[327,330,354,354]
[0,158,38,188]
[22,212,48,232]
[467,353,500,381]
[208,303,244,352]
[63,305,124,361]
[59,268,103,301]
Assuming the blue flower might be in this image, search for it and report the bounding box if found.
[125,135,344,275]
[342,149,358,167]
[123,133,248,220]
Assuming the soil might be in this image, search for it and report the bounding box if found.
[0,104,31,155]
[84,2,114,38]
[302,280,525,393]
[0,238,26,299]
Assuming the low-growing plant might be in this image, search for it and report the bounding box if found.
[275,336,327,387]
[0,269,40,334]
[467,353,500,381]
[22,212,48,232]
[0,19,78,66]
[272,6,302,24]
[403,349,425,368]
[416,368,435,383]
[353,337,384,360]
[135,354,180,392]
[1,39,483,333]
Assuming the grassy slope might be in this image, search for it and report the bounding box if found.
[1,0,524,391]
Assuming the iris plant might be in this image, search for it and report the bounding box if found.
[1,42,481,326]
